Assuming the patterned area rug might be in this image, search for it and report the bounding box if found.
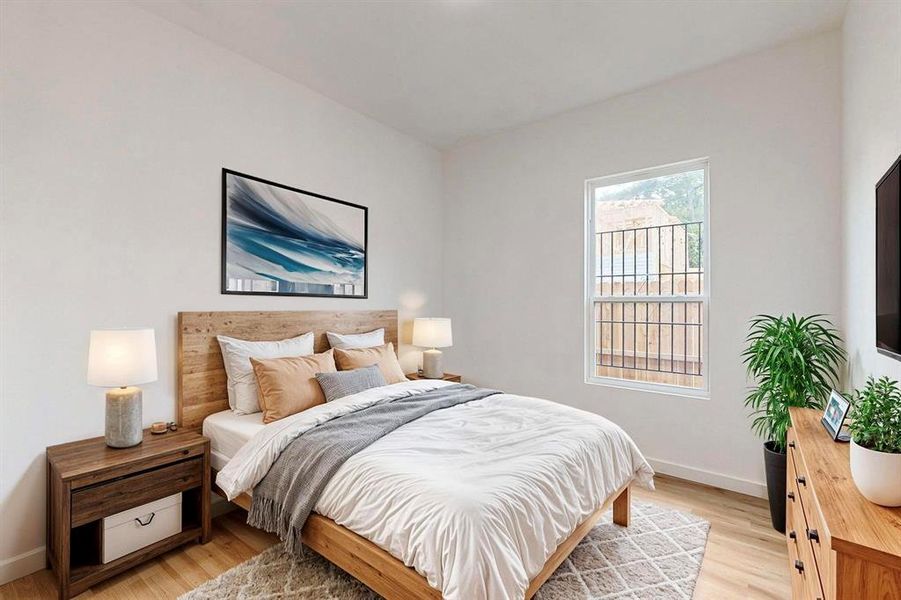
[180,501,710,600]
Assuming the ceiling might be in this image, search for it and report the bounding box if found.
[136,0,848,148]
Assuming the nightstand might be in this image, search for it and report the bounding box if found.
[406,371,462,383]
[46,429,211,599]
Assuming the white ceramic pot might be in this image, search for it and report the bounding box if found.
[850,439,901,507]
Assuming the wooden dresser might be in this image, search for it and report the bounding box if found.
[787,407,901,599]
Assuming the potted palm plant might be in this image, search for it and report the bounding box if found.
[742,314,844,532]
[848,376,901,506]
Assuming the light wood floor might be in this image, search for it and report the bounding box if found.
[639,475,789,599]
[0,474,789,599]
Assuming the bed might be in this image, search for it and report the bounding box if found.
[178,310,654,600]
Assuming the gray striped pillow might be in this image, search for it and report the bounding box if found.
[315,365,387,402]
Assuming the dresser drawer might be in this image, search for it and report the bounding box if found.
[800,491,831,598]
[787,431,825,600]
[787,520,808,600]
[788,479,824,599]
[71,458,202,527]
[787,479,806,576]
[796,513,825,600]
[790,431,832,598]
[787,443,806,528]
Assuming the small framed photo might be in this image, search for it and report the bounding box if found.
[821,390,850,441]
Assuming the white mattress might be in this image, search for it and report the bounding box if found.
[202,409,265,471]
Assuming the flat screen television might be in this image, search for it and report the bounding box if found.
[876,154,901,359]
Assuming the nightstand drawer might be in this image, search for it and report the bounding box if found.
[102,492,182,563]
[71,457,201,527]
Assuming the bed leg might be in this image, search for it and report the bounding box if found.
[613,485,631,527]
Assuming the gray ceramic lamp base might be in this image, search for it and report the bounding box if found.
[106,386,143,448]
[421,349,444,379]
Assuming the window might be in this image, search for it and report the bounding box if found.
[585,159,708,395]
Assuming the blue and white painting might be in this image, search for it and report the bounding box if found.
[222,170,367,297]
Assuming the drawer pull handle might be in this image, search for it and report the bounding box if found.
[807,528,819,542]
[135,513,156,527]
[788,530,797,540]
[794,560,804,574]
[797,476,807,487]
[787,491,795,501]
[788,441,796,448]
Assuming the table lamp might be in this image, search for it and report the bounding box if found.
[87,329,158,448]
[412,318,453,379]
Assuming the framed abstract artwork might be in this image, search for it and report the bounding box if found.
[221,169,367,298]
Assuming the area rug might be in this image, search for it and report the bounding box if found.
[179,501,710,600]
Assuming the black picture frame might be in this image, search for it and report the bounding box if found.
[821,390,850,441]
[221,168,368,299]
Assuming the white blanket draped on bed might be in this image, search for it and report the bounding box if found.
[218,380,655,600]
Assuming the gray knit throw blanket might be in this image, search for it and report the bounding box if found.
[248,383,501,554]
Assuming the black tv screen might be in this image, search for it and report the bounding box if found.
[876,154,901,359]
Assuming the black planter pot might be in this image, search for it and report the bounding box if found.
[763,441,787,533]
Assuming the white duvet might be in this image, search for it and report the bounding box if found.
[218,380,655,600]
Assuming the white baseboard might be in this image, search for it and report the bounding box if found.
[0,546,45,586]
[647,457,768,499]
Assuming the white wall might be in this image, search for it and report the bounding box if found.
[4,0,884,586]
[841,0,901,387]
[443,31,842,496]
[0,1,443,582]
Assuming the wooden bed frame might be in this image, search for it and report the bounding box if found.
[177,310,631,599]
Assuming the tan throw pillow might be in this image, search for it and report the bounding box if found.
[250,350,337,424]
[333,343,407,384]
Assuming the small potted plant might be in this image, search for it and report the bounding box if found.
[743,314,844,532]
[848,376,901,506]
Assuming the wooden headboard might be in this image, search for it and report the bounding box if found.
[177,310,398,429]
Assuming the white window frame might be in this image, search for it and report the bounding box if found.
[583,158,710,399]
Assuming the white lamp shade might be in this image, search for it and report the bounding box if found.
[87,329,158,387]
[412,318,453,348]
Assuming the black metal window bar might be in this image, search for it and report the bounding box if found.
[594,222,704,379]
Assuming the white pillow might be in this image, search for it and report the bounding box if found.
[217,332,315,414]
[326,328,385,350]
